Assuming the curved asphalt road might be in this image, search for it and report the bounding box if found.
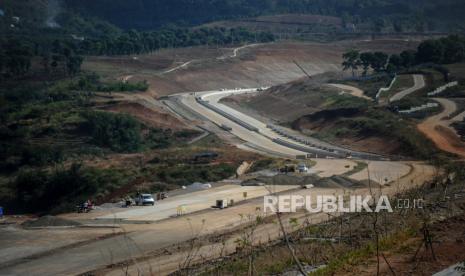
[178,88,383,160]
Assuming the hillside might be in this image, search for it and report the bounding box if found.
[2,0,464,42]
[64,0,465,32]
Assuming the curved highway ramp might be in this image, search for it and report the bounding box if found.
[175,88,385,161]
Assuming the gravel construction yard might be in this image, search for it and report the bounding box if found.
[97,184,297,221]
[0,161,434,276]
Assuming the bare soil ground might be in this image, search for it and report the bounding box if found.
[0,160,434,276]
[222,73,344,123]
[295,116,402,155]
[417,98,465,158]
[328,83,373,101]
[84,40,419,97]
[162,163,451,276]
[99,101,189,130]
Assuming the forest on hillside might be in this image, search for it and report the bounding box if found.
[65,0,465,31]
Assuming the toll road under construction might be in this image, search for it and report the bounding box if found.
[195,97,260,132]
[266,125,383,160]
[193,92,385,161]
[272,138,342,159]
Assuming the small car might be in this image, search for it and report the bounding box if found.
[297,163,309,173]
[135,194,155,206]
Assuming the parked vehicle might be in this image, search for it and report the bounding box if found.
[135,194,155,206]
[220,124,232,131]
[297,163,308,173]
[156,192,168,200]
[279,164,295,173]
[76,203,90,213]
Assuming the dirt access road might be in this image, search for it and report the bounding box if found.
[96,184,295,221]
[0,162,434,276]
[84,40,419,97]
[5,40,421,275]
[87,40,418,133]
[328,83,372,101]
[418,97,465,158]
[94,163,436,276]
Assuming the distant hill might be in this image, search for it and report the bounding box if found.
[63,0,465,32]
[2,0,464,38]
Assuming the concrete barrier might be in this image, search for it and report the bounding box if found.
[376,75,397,99]
[427,81,458,96]
[196,98,259,132]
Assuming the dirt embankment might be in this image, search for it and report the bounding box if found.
[99,101,190,130]
[84,40,419,97]
[293,108,403,155]
[222,72,345,122]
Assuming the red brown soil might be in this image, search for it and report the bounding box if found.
[417,98,465,158]
[436,125,465,149]
[329,136,401,155]
[339,214,465,275]
[99,102,189,130]
[296,116,402,155]
[84,40,420,97]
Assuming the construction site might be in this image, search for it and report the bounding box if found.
[1,1,465,275]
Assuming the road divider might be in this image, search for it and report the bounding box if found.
[196,96,260,132]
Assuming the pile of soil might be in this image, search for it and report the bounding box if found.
[21,215,81,228]
[293,109,403,156]
[100,102,189,130]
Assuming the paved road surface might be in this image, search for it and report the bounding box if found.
[97,184,295,221]
[179,88,382,160]
[389,74,425,102]
[180,89,305,158]
[0,161,432,276]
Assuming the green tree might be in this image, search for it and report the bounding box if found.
[441,35,465,64]
[388,54,403,71]
[82,111,142,152]
[342,49,360,77]
[0,49,4,74]
[371,52,388,72]
[3,40,33,76]
[416,39,444,64]
[400,50,416,68]
[66,55,84,76]
[360,52,375,75]
[40,53,51,74]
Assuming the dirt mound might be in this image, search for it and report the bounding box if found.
[222,72,343,122]
[22,215,81,228]
[292,108,403,156]
[85,40,419,97]
[100,102,189,130]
